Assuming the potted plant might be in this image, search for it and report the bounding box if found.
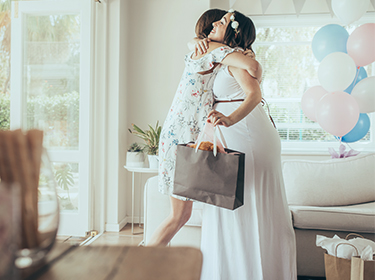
[128,121,162,169]
[126,142,145,167]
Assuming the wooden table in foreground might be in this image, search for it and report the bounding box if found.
[23,244,203,280]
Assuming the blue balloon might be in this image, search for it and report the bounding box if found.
[312,24,349,62]
[344,67,368,94]
[342,113,370,143]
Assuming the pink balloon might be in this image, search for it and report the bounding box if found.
[301,86,328,122]
[347,23,375,66]
[316,91,359,137]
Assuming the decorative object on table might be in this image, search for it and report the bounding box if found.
[0,129,59,269]
[317,233,375,280]
[0,182,20,279]
[128,121,161,169]
[126,143,145,167]
[173,124,245,210]
[147,155,159,169]
[302,18,374,143]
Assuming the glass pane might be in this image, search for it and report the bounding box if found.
[24,14,80,149]
[255,44,320,98]
[52,162,79,212]
[256,26,320,43]
[0,0,10,131]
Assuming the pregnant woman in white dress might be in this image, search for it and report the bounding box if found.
[200,11,297,280]
[148,9,261,247]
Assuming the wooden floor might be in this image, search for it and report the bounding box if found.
[56,223,144,246]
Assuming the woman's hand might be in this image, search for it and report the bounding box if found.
[207,110,233,127]
[195,38,211,56]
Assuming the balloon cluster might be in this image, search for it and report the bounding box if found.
[301,21,375,143]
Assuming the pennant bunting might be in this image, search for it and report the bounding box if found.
[326,0,334,17]
[229,0,237,8]
[260,0,272,14]
[293,0,306,16]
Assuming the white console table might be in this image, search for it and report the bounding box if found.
[124,166,158,234]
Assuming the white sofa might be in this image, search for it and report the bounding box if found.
[143,153,375,277]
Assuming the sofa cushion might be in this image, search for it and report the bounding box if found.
[290,202,375,233]
[282,153,375,206]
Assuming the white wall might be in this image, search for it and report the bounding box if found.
[126,0,210,132]
[124,0,210,226]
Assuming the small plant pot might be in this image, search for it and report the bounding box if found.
[147,155,159,169]
[126,152,145,167]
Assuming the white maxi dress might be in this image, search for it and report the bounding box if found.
[200,65,297,280]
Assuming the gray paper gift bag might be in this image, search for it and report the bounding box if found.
[173,143,245,210]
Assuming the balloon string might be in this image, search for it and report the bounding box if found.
[346,141,354,150]
[352,66,360,87]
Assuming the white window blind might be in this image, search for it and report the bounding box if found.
[252,15,375,154]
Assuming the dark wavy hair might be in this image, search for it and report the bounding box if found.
[222,10,256,52]
[195,9,227,39]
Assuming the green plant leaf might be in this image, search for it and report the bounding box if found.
[131,124,146,135]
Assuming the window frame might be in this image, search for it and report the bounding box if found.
[252,13,375,155]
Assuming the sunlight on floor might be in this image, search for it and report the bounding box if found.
[56,223,144,246]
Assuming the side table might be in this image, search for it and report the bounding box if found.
[124,166,158,234]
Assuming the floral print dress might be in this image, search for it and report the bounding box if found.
[158,46,236,200]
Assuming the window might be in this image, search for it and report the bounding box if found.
[0,0,10,130]
[9,0,92,236]
[252,15,375,154]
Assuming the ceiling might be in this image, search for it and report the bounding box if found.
[224,0,375,16]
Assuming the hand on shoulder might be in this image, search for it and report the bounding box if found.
[192,40,228,59]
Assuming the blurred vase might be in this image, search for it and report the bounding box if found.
[147,155,159,169]
[15,149,59,269]
[126,152,145,167]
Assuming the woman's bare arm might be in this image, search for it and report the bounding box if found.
[192,41,262,80]
[208,67,262,127]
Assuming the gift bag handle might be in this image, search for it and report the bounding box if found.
[334,242,359,257]
[345,233,365,240]
[213,126,227,156]
[195,125,227,157]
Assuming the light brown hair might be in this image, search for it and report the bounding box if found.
[195,9,227,39]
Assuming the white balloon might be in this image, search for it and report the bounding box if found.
[332,0,370,25]
[318,52,357,92]
[351,76,375,113]
[301,86,328,122]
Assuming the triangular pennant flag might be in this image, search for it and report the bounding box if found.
[260,0,272,14]
[229,0,237,8]
[326,0,334,17]
[293,0,306,16]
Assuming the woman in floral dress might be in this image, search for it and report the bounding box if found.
[147,9,261,246]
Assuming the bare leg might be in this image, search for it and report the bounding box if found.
[147,196,193,247]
